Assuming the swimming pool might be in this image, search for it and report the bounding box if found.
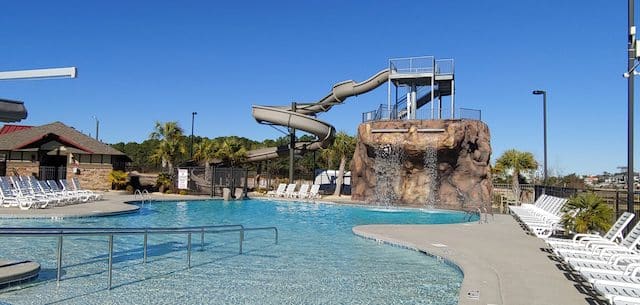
[0,199,472,304]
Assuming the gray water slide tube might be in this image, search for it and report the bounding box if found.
[247,69,390,162]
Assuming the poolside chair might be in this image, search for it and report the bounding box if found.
[59,179,90,202]
[283,184,296,198]
[36,180,69,206]
[71,177,103,200]
[10,176,51,209]
[267,184,286,197]
[308,184,321,199]
[558,221,640,268]
[48,180,84,203]
[0,178,33,210]
[592,279,640,304]
[513,196,568,238]
[293,184,310,199]
[547,212,635,252]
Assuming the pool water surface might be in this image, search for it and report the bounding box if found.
[0,199,471,305]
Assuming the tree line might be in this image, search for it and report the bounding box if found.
[110,121,357,184]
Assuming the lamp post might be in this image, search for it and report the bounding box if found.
[190,112,197,159]
[532,90,547,186]
[627,0,636,216]
[92,115,99,141]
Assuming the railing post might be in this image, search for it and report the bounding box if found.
[616,191,620,216]
[239,229,244,254]
[200,228,205,251]
[187,233,192,269]
[108,235,113,290]
[143,230,148,263]
[56,234,63,284]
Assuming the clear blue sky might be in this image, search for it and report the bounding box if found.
[0,1,636,175]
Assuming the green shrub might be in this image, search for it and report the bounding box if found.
[165,189,173,194]
[156,173,172,193]
[561,192,614,234]
[125,185,134,194]
[109,170,128,190]
[179,190,188,195]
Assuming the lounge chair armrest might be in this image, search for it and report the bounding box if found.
[573,233,600,242]
[611,254,640,264]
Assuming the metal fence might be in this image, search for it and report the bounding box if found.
[176,166,249,198]
[362,104,482,123]
[39,166,66,181]
[534,185,640,219]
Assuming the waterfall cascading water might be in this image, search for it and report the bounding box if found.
[370,143,404,207]
[424,137,439,209]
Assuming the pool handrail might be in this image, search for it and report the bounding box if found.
[0,224,278,290]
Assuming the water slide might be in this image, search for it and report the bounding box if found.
[247,69,390,162]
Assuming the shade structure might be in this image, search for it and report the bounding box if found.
[0,99,27,122]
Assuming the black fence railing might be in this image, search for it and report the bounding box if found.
[175,166,249,198]
[534,185,640,219]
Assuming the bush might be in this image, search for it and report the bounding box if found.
[561,192,614,234]
[165,189,173,194]
[179,190,188,195]
[125,185,134,194]
[109,170,128,190]
[156,173,172,193]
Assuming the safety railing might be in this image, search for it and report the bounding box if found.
[133,189,150,209]
[0,224,278,289]
[362,105,482,123]
[389,56,435,74]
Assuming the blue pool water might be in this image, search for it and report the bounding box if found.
[0,199,472,305]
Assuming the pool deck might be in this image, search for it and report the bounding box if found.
[353,214,602,305]
[0,192,206,219]
[0,193,603,304]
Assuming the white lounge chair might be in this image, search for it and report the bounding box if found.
[0,178,34,210]
[293,184,310,198]
[308,184,321,199]
[10,176,51,209]
[548,212,635,252]
[283,184,296,198]
[560,221,640,269]
[267,184,286,197]
[59,179,90,202]
[71,177,103,200]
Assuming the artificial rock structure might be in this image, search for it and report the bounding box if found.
[350,120,492,210]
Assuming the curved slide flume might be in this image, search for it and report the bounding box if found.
[247,69,390,162]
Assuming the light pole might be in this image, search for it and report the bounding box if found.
[627,0,636,216]
[190,112,197,159]
[532,90,547,186]
[92,115,99,141]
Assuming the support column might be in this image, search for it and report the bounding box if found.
[410,84,417,120]
[289,102,296,183]
[451,80,455,119]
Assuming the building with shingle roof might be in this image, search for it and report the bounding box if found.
[0,121,130,190]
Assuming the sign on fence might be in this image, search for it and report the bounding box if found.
[178,169,189,189]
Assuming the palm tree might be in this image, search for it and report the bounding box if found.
[495,149,538,204]
[214,138,247,167]
[561,192,613,234]
[193,139,218,164]
[149,121,186,173]
[327,131,356,197]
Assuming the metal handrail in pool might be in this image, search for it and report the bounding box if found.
[0,224,278,289]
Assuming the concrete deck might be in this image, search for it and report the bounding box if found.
[0,192,208,219]
[353,214,601,305]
